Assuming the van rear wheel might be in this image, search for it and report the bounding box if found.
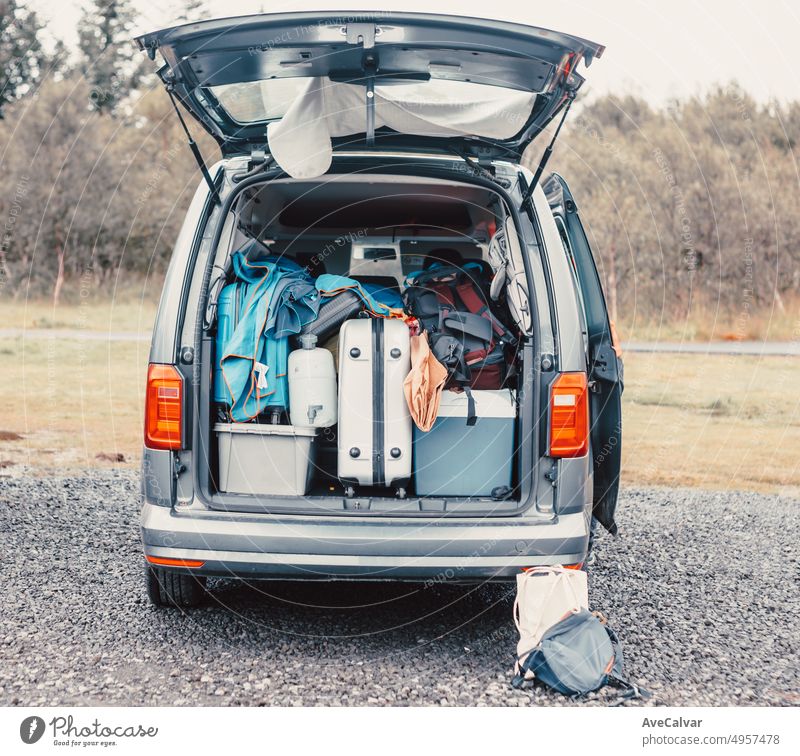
[145,564,207,608]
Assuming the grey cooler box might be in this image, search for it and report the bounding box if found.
[214,423,317,496]
[412,389,516,497]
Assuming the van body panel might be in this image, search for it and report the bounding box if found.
[141,500,588,580]
[149,164,224,364]
[544,174,623,533]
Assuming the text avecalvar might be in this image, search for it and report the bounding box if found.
[643,718,703,728]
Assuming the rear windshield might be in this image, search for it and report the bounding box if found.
[209,78,309,123]
[209,77,535,125]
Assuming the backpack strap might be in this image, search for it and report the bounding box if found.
[442,312,494,370]
[603,625,651,702]
[463,386,477,426]
[415,281,456,335]
[430,335,477,425]
[463,346,490,366]
[430,282,457,310]
[453,276,518,347]
[431,334,470,383]
[607,675,651,704]
[407,266,517,346]
[511,649,537,689]
[454,281,507,339]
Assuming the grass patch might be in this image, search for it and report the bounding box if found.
[629,394,741,417]
[0,277,160,334]
[622,352,800,496]
[617,295,800,342]
[0,336,147,469]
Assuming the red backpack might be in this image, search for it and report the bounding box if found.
[403,264,516,393]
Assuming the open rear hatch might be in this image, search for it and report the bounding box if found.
[135,11,603,161]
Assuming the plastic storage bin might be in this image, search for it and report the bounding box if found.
[412,389,515,497]
[214,423,316,496]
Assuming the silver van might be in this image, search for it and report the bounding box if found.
[135,12,623,607]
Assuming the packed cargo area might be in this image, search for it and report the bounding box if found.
[200,173,534,513]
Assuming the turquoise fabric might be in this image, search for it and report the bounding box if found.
[315,274,399,316]
[268,275,320,338]
[219,252,318,422]
[362,281,404,310]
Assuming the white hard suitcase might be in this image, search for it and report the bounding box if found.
[337,317,412,495]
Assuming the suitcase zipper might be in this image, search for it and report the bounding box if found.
[371,318,385,485]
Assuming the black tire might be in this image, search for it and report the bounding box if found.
[145,564,207,608]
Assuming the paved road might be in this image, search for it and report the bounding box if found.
[622,340,800,356]
[0,328,150,342]
[2,328,798,356]
[0,471,797,707]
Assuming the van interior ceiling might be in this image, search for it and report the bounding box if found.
[233,177,501,268]
[205,173,532,508]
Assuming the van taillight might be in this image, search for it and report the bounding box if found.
[549,372,589,458]
[145,364,183,450]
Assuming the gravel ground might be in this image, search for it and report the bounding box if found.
[0,470,797,707]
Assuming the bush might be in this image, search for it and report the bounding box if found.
[544,86,800,322]
[0,76,212,302]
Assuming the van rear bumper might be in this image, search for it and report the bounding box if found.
[140,501,589,581]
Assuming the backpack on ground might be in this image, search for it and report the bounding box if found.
[511,608,649,701]
[511,566,649,701]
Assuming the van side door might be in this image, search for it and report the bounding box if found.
[544,173,623,534]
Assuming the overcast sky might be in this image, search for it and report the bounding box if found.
[29,0,800,103]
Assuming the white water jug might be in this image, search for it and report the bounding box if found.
[288,334,337,428]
